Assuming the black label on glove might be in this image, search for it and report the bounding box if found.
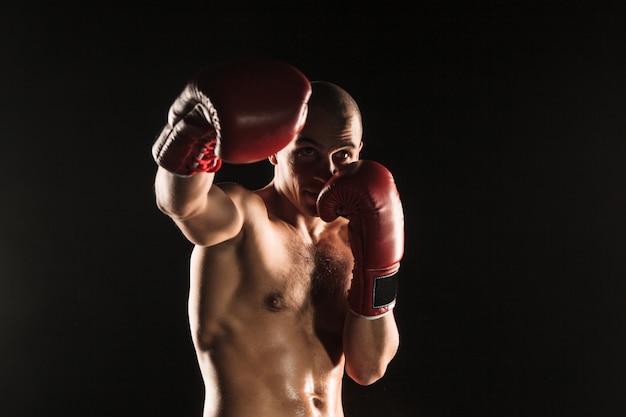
[373,273,398,308]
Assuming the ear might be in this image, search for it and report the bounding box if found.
[268,154,278,165]
[356,140,363,158]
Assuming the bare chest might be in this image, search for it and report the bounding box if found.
[257,230,352,319]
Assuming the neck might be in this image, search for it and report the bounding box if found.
[257,182,327,239]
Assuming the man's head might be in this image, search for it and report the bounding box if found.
[305,81,363,137]
[270,81,363,217]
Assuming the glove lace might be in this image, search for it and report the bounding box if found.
[192,137,222,173]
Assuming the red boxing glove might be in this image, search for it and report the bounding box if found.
[317,160,404,319]
[152,59,311,176]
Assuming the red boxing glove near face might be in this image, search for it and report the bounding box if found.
[317,160,405,319]
[152,59,311,176]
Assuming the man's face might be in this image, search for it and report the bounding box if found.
[271,105,363,217]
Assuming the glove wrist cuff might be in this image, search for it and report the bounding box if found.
[349,303,396,320]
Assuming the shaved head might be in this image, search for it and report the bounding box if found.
[309,81,361,118]
[308,81,363,140]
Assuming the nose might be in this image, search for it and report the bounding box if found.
[313,157,337,183]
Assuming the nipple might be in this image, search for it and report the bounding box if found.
[263,292,286,312]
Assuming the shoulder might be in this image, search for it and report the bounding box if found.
[218,182,264,206]
[216,182,271,223]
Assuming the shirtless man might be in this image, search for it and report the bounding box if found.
[152,59,404,417]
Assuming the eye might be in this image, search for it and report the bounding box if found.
[333,150,353,162]
[295,147,316,158]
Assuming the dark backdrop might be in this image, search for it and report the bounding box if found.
[1,1,625,416]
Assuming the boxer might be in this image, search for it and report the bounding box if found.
[152,59,404,417]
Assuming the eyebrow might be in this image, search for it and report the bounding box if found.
[295,136,358,149]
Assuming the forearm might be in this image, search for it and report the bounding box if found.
[154,167,215,220]
[343,310,399,386]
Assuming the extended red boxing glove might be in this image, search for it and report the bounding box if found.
[152,59,311,176]
[317,160,404,319]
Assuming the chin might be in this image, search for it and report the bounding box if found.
[301,204,319,218]
[307,208,320,218]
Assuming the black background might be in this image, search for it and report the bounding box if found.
[1,1,625,416]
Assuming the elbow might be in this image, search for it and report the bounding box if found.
[346,361,388,386]
[343,321,400,386]
[155,196,177,218]
[344,337,399,386]
[154,186,179,217]
[155,193,200,221]
[155,194,172,216]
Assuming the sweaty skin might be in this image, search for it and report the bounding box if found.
[155,82,399,417]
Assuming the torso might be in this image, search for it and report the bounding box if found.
[188,184,353,417]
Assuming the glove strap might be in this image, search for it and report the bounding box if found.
[348,265,399,320]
